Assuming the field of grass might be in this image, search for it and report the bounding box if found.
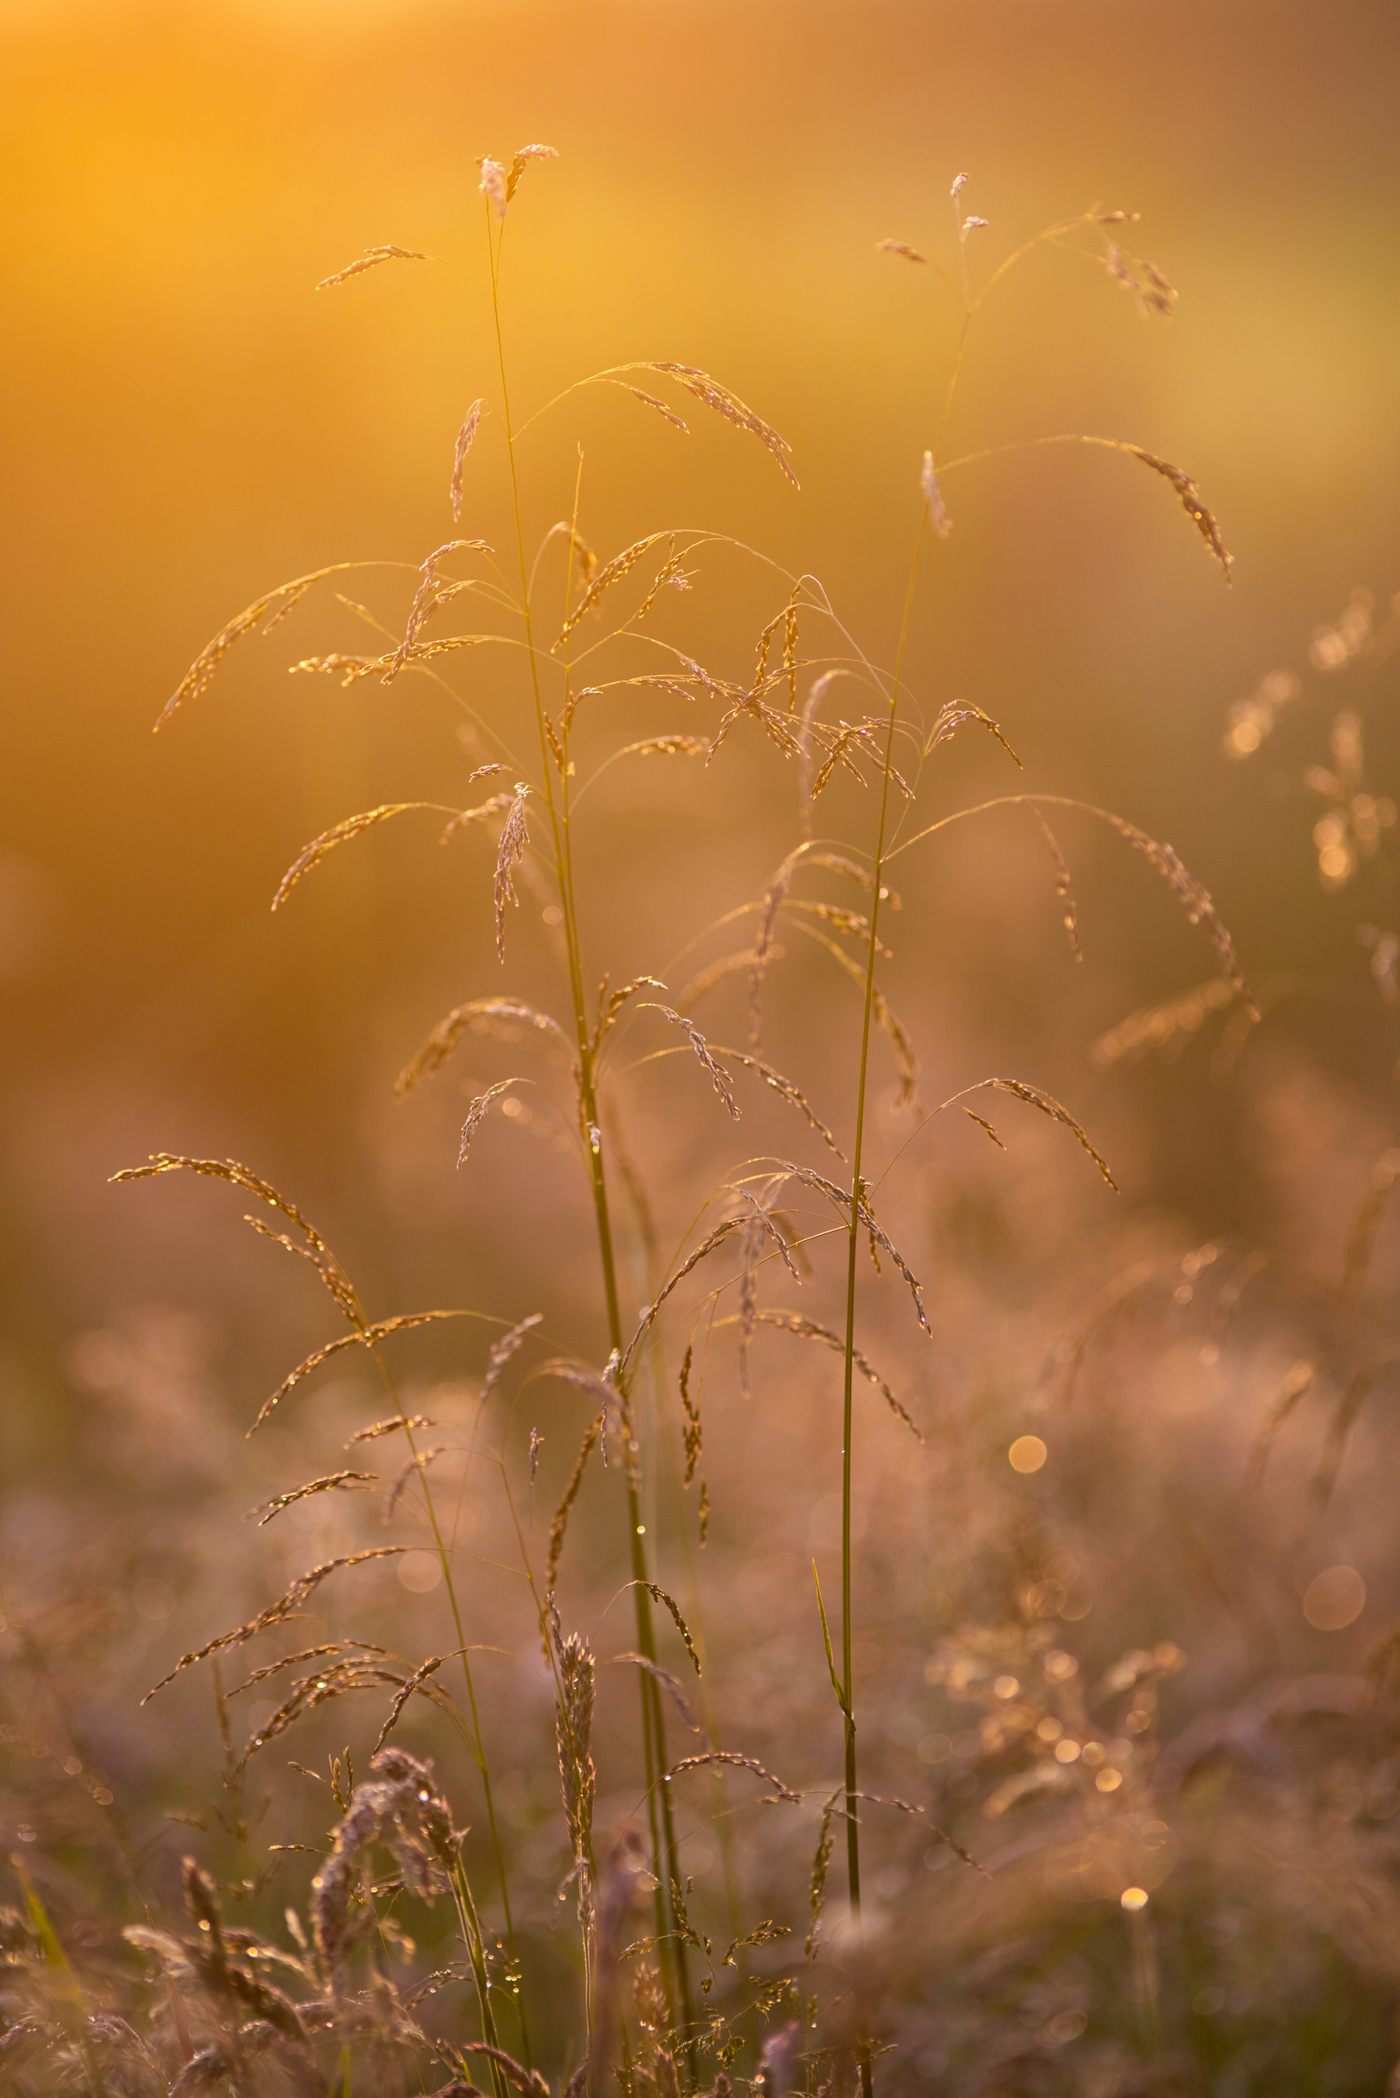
[3,7,1400,2095]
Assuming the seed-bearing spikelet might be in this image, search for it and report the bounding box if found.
[312,1751,458,1984]
[749,847,800,1046]
[719,1049,844,1156]
[493,785,531,961]
[1102,811,1250,996]
[1031,808,1082,959]
[547,1414,604,1593]
[227,1640,376,1696]
[806,716,908,801]
[679,1344,702,1485]
[953,1076,1116,1187]
[619,1217,746,1374]
[112,1153,365,1328]
[797,926,920,1107]
[754,1310,920,1439]
[142,1547,409,1699]
[386,540,492,684]
[793,898,887,948]
[650,1006,741,1119]
[251,1309,466,1432]
[779,1164,929,1331]
[458,1081,521,1166]
[291,633,494,686]
[876,239,926,263]
[617,735,711,762]
[1091,977,1236,1069]
[482,1312,544,1401]
[927,698,1020,765]
[478,158,508,218]
[920,450,952,538]
[449,400,483,519]
[248,1472,377,1526]
[316,245,428,290]
[629,388,690,433]
[232,1655,412,1774]
[506,143,559,200]
[552,532,669,650]
[589,972,668,1053]
[624,1582,701,1674]
[1127,448,1232,578]
[733,1199,766,1401]
[549,1610,597,1919]
[374,1656,447,1754]
[272,803,442,911]
[439,791,515,842]
[386,1443,446,1518]
[677,947,771,1012]
[346,1412,433,1446]
[648,362,798,486]
[664,1750,799,1805]
[796,671,849,828]
[159,566,351,727]
[632,541,693,625]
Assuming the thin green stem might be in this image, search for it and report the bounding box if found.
[366,1339,523,2067]
[840,507,929,2098]
[483,199,694,2059]
[451,1858,509,2098]
[934,313,970,469]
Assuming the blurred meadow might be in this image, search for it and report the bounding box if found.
[3,1,1400,2092]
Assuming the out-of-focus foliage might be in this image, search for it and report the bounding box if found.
[3,3,1400,2094]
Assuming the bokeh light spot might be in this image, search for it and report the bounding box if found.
[1121,1886,1149,1912]
[1302,1564,1365,1629]
[1009,1435,1047,1473]
[398,1551,443,1593]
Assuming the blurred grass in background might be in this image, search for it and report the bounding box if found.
[2,4,1400,2087]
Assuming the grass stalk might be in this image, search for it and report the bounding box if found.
[482,201,695,2056]
[839,508,929,2098]
[361,1334,522,2069]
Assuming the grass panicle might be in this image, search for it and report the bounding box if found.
[80,157,1287,2098]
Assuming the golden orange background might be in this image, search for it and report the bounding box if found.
[0,0,1396,1576]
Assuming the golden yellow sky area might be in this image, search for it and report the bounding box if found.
[1,0,1397,1336]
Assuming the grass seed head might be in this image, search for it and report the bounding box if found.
[478,157,508,218]
[493,786,532,961]
[629,387,691,433]
[921,450,952,537]
[315,244,429,290]
[1127,447,1232,578]
[652,1005,741,1119]
[458,1080,519,1166]
[506,142,559,200]
[449,401,483,519]
[647,361,798,486]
